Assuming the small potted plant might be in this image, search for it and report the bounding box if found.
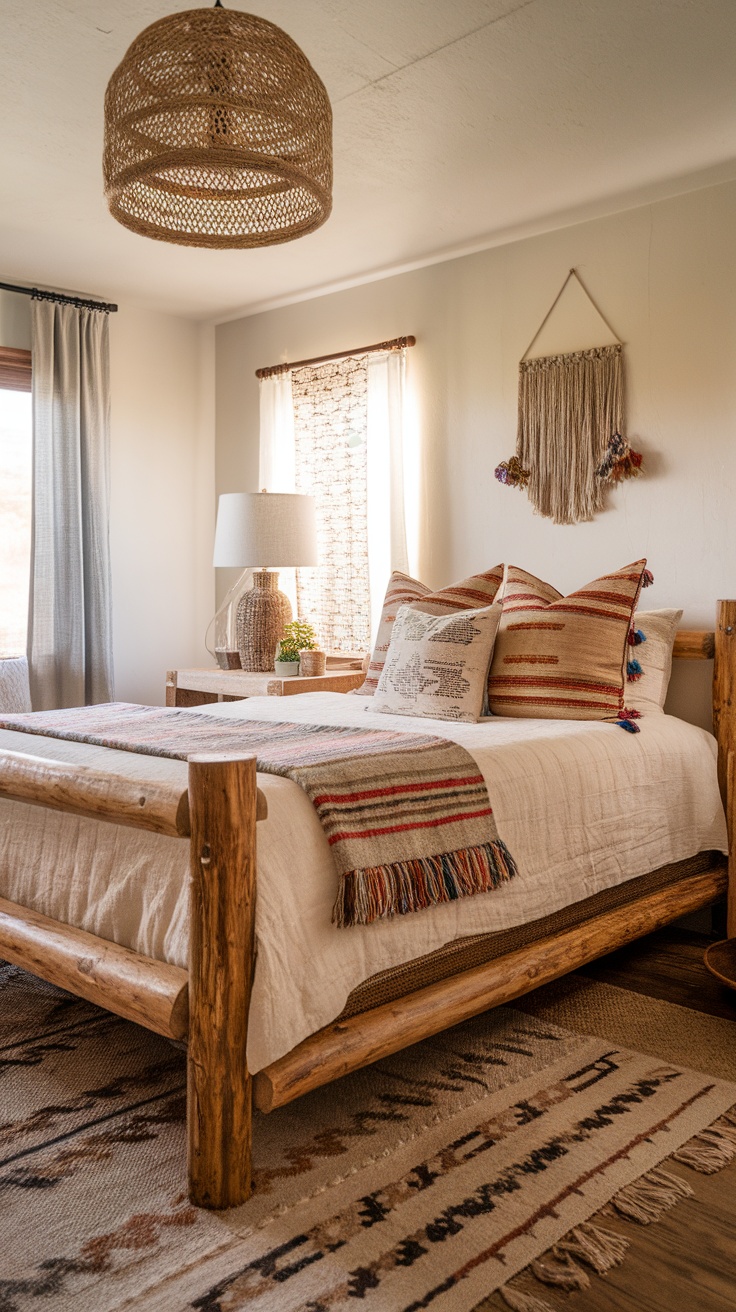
[275,619,320,677]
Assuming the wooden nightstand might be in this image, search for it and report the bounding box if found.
[166,665,366,707]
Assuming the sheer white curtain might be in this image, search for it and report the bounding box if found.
[258,370,297,613]
[257,350,409,646]
[27,300,113,709]
[366,349,409,640]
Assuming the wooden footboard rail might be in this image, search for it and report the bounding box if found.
[0,601,734,1211]
[0,749,268,1209]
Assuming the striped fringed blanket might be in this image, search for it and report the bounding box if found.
[0,703,518,928]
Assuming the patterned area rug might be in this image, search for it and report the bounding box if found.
[2,961,736,1312]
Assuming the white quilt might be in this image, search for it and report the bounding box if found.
[0,694,726,1070]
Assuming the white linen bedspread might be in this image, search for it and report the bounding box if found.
[0,694,726,1070]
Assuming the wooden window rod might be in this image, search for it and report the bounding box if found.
[256,335,416,379]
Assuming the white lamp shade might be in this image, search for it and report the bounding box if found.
[213,492,318,568]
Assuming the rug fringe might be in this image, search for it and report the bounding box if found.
[333,840,517,927]
[498,1285,556,1312]
[555,1220,630,1274]
[671,1104,736,1174]
[608,1166,694,1224]
[530,1247,590,1290]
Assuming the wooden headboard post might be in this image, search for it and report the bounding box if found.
[713,601,736,799]
[714,600,736,934]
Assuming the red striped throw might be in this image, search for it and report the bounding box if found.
[0,704,517,928]
[488,560,650,721]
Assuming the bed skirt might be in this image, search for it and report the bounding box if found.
[339,851,723,1019]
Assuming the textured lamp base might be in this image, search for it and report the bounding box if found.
[237,570,292,672]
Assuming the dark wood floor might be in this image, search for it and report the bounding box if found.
[494,926,736,1312]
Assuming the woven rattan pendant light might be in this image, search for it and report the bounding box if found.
[103,2,332,248]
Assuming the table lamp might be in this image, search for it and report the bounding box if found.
[212,491,318,672]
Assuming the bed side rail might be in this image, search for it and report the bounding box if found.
[0,748,268,836]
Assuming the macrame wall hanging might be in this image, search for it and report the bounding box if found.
[495,268,643,525]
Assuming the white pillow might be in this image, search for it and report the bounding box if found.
[373,603,502,723]
[626,609,683,715]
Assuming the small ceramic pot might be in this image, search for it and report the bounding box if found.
[274,659,300,678]
[299,649,326,677]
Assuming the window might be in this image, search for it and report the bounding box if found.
[0,348,32,657]
[259,345,411,654]
[292,356,371,652]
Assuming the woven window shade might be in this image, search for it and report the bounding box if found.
[103,6,332,249]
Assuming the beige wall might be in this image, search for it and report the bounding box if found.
[216,179,736,726]
[0,289,31,349]
[109,308,215,704]
[0,292,215,705]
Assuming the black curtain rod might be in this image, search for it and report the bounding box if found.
[0,280,118,314]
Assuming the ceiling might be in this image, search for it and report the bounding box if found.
[2,0,736,321]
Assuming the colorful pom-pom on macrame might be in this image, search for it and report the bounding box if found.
[628,627,646,646]
[627,659,643,681]
[596,432,644,484]
[495,455,531,490]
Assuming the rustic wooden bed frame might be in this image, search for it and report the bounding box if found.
[0,603,734,1210]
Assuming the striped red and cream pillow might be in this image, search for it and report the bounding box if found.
[358,566,505,695]
[487,560,650,721]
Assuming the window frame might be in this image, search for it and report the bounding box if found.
[0,346,31,392]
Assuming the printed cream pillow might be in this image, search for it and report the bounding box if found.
[488,560,652,722]
[358,565,505,695]
[626,609,683,715]
[373,603,503,722]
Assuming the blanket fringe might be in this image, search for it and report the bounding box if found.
[332,840,518,927]
[608,1166,693,1224]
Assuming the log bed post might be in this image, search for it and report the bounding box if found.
[187,753,257,1209]
[714,601,736,936]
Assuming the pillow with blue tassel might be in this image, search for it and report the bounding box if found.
[625,609,683,715]
[488,559,654,731]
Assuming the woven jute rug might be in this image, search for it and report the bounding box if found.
[2,961,736,1312]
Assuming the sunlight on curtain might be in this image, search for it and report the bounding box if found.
[257,348,410,653]
[258,370,297,614]
[292,356,370,652]
[28,301,113,709]
[367,350,409,642]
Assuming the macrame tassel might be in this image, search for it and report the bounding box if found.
[517,343,624,525]
[642,568,654,587]
[596,432,643,484]
[628,627,646,646]
[672,1108,736,1174]
[495,455,531,490]
[499,1285,555,1312]
[626,659,643,681]
[609,1167,693,1225]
